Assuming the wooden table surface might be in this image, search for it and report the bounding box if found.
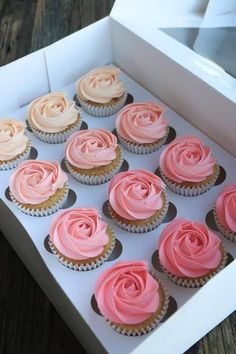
[0,1,235,353]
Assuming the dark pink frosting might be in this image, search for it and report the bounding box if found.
[159,135,216,183]
[158,218,222,278]
[108,169,165,220]
[215,182,236,233]
[95,261,160,324]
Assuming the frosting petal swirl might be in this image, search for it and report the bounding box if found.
[0,119,28,161]
[158,218,222,278]
[215,182,236,233]
[116,102,168,143]
[27,92,78,133]
[76,66,124,104]
[95,261,160,324]
[108,169,165,220]
[65,129,117,169]
[9,160,68,204]
[159,135,216,183]
[49,208,109,260]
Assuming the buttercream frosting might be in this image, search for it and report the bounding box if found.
[65,129,117,169]
[49,208,109,260]
[108,169,165,220]
[158,218,222,278]
[76,66,124,104]
[95,261,160,324]
[159,135,216,183]
[27,92,78,133]
[0,119,28,161]
[215,183,236,233]
[9,160,68,204]
[116,102,168,144]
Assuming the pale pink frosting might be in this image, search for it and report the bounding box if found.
[95,261,160,324]
[49,208,109,260]
[158,218,222,278]
[9,160,68,204]
[116,102,168,144]
[0,119,29,161]
[27,92,78,133]
[215,183,236,233]
[76,66,124,104]
[108,169,165,220]
[159,135,216,183]
[65,129,117,169]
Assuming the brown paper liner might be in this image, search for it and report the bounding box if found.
[0,140,31,170]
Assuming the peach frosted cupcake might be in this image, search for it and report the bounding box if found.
[76,66,127,117]
[0,118,31,170]
[95,261,169,335]
[116,102,169,154]
[108,169,168,233]
[9,160,68,216]
[65,129,123,185]
[158,218,227,288]
[159,135,219,196]
[27,92,81,143]
[214,182,236,242]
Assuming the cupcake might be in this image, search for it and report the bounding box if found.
[108,169,169,233]
[76,66,127,117]
[116,102,169,154]
[65,129,123,185]
[9,160,68,216]
[214,182,236,242]
[158,218,227,288]
[0,119,31,170]
[95,261,169,335]
[159,135,219,196]
[49,208,115,271]
[27,92,81,143]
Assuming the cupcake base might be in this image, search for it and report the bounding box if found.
[49,226,116,271]
[213,208,236,242]
[0,141,31,171]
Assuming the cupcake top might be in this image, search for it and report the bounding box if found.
[108,169,165,220]
[49,208,109,260]
[76,66,125,104]
[159,135,217,183]
[65,129,118,169]
[215,182,236,233]
[95,261,160,324]
[27,92,78,133]
[158,218,222,278]
[0,119,29,161]
[9,160,67,204]
[116,102,168,144]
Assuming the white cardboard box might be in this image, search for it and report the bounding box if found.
[0,1,236,354]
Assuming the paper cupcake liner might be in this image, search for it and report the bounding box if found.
[0,141,31,171]
[27,115,82,144]
[77,92,127,117]
[48,227,116,271]
[9,183,69,217]
[65,149,123,185]
[117,127,169,154]
[108,191,169,233]
[160,247,227,288]
[213,207,236,242]
[160,167,219,197]
[107,276,169,336]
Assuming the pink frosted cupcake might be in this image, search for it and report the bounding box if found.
[9,160,68,216]
[108,169,169,233]
[159,135,219,196]
[116,102,169,154]
[65,129,123,185]
[49,208,115,271]
[158,218,227,287]
[214,182,236,242]
[95,261,169,335]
